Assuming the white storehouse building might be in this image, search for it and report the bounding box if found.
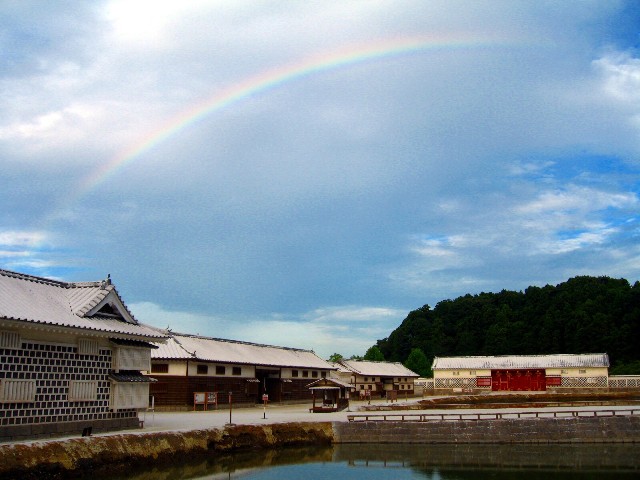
[0,269,167,441]
[432,353,610,394]
[338,359,419,398]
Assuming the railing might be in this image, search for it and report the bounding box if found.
[347,408,640,422]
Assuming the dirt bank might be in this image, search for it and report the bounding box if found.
[0,422,333,480]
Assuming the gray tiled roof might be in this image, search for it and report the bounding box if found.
[0,269,166,340]
[306,377,354,390]
[339,360,419,377]
[152,333,333,370]
[431,353,610,370]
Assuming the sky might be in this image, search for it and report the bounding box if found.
[1,1,640,359]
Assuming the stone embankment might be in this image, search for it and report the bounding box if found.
[0,422,333,479]
[334,415,640,444]
[1,415,639,479]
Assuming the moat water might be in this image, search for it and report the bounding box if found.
[102,443,640,479]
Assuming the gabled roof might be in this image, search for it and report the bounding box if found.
[152,332,334,370]
[0,269,166,340]
[339,359,419,378]
[330,362,352,374]
[431,353,610,370]
[306,377,355,390]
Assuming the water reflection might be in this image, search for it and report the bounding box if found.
[99,443,640,480]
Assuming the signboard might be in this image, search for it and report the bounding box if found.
[194,392,205,404]
[262,394,269,402]
[194,391,218,410]
[476,377,492,387]
[546,376,562,386]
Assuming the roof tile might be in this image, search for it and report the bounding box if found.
[431,353,610,370]
[340,360,419,377]
[152,333,333,369]
[0,268,166,340]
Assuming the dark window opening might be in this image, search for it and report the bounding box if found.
[151,363,169,374]
[96,303,123,319]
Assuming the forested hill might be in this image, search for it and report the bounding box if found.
[374,276,640,376]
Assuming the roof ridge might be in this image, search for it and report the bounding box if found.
[434,353,608,359]
[69,281,103,288]
[170,332,315,353]
[0,268,68,287]
[344,359,402,364]
[0,268,109,290]
[168,335,197,358]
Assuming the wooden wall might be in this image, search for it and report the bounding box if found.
[149,376,314,408]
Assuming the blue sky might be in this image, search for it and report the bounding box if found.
[1,1,639,359]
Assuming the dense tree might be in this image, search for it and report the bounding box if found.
[363,345,385,361]
[328,353,344,363]
[372,276,640,374]
[404,348,431,377]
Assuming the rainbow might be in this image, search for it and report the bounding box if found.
[72,34,514,204]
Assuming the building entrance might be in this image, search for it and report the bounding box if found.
[491,369,546,391]
[255,369,279,402]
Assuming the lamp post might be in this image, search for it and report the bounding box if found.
[262,393,268,419]
[226,391,235,426]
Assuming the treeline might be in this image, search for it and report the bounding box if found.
[375,276,640,376]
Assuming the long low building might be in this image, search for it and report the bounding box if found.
[338,359,419,398]
[148,333,334,408]
[432,353,610,394]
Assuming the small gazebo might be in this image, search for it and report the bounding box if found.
[306,377,354,412]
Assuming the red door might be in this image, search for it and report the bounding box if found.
[491,369,546,391]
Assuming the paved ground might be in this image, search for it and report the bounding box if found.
[138,398,393,433]
[135,398,640,435]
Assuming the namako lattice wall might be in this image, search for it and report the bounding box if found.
[0,339,138,434]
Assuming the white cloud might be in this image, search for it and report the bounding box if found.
[391,180,639,297]
[0,230,47,248]
[103,0,191,45]
[541,227,618,255]
[302,305,403,324]
[517,185,635,215]
[130,302,403,359]
[0,103,103,150]
[594,53,640,104]
[0,251,30,258]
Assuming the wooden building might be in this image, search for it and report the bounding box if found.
[148,333,334,409]
[432,353,610,394]
[307,377,354,412]
[0,269,167,441]
[338,359,419,398]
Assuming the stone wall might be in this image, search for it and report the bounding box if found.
[333,415,640,444]
[0,416,139,443]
